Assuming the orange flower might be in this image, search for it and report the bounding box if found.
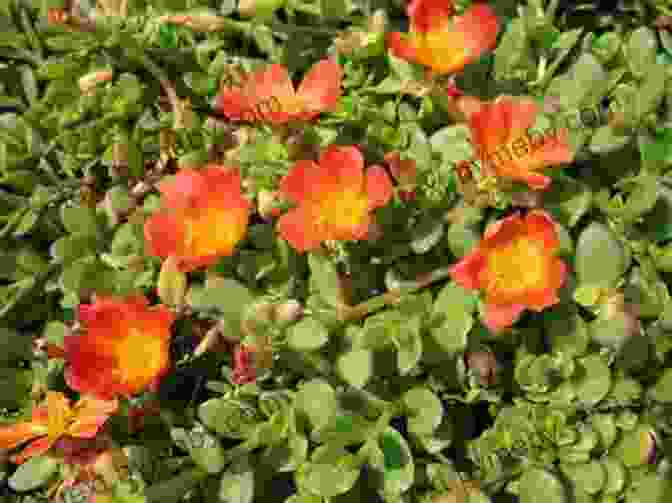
[277,145,394,252]
[468,96,574,190]
[387,1,499,75]
[449,211,567,332]
[64,295,175,399]
[144,166,250,272]
[0,392,117,465]
[215,58,343,125]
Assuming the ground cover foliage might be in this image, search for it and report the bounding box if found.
[2,0,672,502]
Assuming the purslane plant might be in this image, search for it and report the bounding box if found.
[1,0,672,502]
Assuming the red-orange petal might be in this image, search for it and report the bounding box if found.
[279,160,326,204]
[386,32,421,63]
[215,89,259,121]
[277,206,325,253]
[523,211,561,251]
[407,0,455,33]
[67,397,118,438]
[157,170,209,210]
[0,422,45,452]
[319,145,366,193]
[144,211,185,260]
[454,4,499,65]
[483,302,526,332]
[10,436,55,465]
[365,165,394,210]
[449,251,486,290]
[296,58,343,115]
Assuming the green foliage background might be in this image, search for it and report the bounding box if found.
[2,0,672,502]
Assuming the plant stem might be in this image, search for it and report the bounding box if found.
[337,266,453,321]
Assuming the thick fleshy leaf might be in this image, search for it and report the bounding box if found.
[8,455,60,492]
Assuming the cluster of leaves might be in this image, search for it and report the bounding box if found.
[2,0,672,502]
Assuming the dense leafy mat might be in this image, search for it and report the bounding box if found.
[2,0,672,502]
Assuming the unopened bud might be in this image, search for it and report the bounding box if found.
[47,8,69,24]
[130,181,151,198]
[158,12,227,32]
[367,220,384,243]
[79,70,114,95]
[252,301,276,323]
[257,190,281,219]
[465,351,499,386]
[238,0,286,19]
[275,300,303,325]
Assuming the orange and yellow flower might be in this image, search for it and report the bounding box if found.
[0,392,117,465]
[277,145,394,252]
[468,96,574,190]
[449,211,567,332]
[64,295,175,399]
[144,166,250,272]
[387,0,499,75]
[215,58,343,125]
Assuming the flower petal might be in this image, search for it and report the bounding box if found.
[365,165,394,210]
[454,4,499,66]
[277,207,325,253]
[215,89,258,122]
[524,210,560,251]
[157,169,209,210]
[319,145,365,193]
[483,302,526,332]
[449,251,487,290]
[407,0,455,33]
[296,58,343,115]
[279,160,324,204]
[10,436,55,465]
[387,32,421,63]
[68,397,118,438]
[144,211,185,260]
[0,421,46,452]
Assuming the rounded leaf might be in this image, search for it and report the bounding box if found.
[9,456,60,492]
[572,355,611,407]
[287,317,329,352]
[402,388,443,436]
[575,222,627,287]
[295,445,360,498]
[518,468,569,503]
[336,349,372,389]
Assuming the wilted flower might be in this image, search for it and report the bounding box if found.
[238,0,286,18]
[64,295,175,399]
[144,165,251,272]
[232,344,257,385]
[449,211,567,332]
[0,392,117,464]
[384,151,417,202]
[387,0,499,75]
[468,96,574,190]
[78,70,113,95]
[277,145,394,252]
[215,59,343,125]
[157,12,227,32]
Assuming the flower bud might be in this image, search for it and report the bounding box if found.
[465,350,499,386]
[78,70,114,95]
[158,12,228,32]
[257,189,282,219]
[238,0,286,19]
[275,300,303,325]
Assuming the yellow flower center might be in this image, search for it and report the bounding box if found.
[116,328,166,390]
[184,207,246,258]
[316,190,369,232]
[47,393,73,439]
[485,237,546,296]
[414,26,469,73]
